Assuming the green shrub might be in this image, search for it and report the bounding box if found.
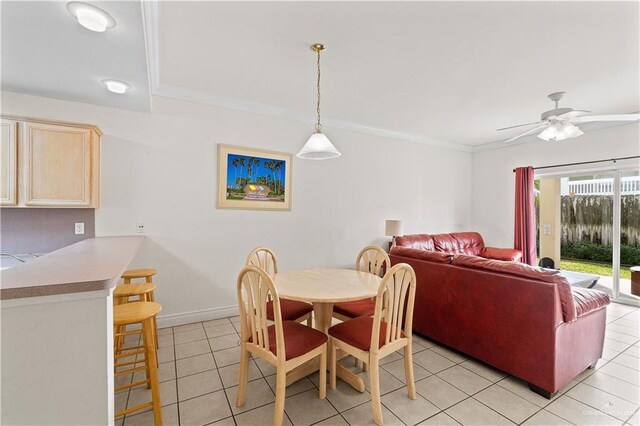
[561,241,640,266]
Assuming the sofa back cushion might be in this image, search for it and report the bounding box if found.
[432,232,485,256]
[395,234,435,251]
[452,254,576,322]
[390,246,453,264]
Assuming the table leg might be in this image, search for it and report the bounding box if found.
[313,302,334,333]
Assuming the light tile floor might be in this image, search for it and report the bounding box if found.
[116,302,640,426]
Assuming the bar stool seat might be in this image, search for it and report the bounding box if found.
[114,301,162,325]
[113,302,163,425]
[114,283,156,302]
[122,268,157,283]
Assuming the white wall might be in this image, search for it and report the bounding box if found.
[2,92,472,324]
[471,123,640,248]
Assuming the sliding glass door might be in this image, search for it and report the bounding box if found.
[536,168,640,306]
[616,169,640,303]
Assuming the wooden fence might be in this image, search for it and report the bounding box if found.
[561,195,640,245]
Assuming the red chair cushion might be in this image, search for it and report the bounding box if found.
[266,298,313,321]
[328,316,403,351]
[333,299,376,318]
[262,321,327,360]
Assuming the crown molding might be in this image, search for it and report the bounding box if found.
[471,136,536,152]
[154,83,472,152]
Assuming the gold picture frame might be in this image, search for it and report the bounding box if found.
[217,144,292,211]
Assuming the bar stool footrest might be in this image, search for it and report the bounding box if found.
[115,401,154,417]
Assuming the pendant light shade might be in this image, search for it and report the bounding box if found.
[297,43,341,160]
[297,133,341,160]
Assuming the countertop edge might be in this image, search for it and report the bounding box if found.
[0,236,144,300]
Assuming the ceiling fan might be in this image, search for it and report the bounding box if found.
[497,92,640,143]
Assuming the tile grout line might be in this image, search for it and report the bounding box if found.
[205,318,240,426]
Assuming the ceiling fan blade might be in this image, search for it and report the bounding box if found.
[572,113,640,123]
[503,123,549,143]
[497,122,542,131]
[558,110,591,119]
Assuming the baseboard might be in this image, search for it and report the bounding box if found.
[156,305,239,328]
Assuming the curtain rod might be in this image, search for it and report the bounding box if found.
[512,155,640,172]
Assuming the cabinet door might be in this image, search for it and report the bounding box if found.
[22,122,92,207]
[1,119,18,206]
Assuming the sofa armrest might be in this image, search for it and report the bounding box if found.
[572,287,610,318]
[480,247,523,262]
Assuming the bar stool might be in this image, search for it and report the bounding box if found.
[119,268,159,349]
[113,283,157,353]
[122,268,157,284]
[114,302,163,426]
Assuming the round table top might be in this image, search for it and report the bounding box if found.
[273,268,381,303]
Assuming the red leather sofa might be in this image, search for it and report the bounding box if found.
[389,233,610,398]
[395,231,523,262]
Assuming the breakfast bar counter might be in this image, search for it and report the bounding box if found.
[1,236,144,300]
[1,236,144,426]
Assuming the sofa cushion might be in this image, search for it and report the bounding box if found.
[451,254,576,322]
[480,247,524,262]
[395,234,435,250]
[572,287,610,318]
[390,246,453,264]
[452,254,560,282]
[431,232,485,256]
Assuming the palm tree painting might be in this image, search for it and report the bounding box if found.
[225,153,287,202]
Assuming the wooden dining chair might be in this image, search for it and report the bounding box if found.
[328,263,417,426]
[246,247,313,326]
[236,265,327,426]
[332,246,390,322]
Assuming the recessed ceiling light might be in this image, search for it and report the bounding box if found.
[67,2,116,32]
[102,80,130,94]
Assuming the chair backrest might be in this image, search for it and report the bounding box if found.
[356,246,390,277]
[246,247,278,277]
[237,265,285,361]
[370,263,416,353]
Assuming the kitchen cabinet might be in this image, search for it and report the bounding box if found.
[0,119,18,206]
[0,116,101,208]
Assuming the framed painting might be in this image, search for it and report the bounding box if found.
[217,144,292,211]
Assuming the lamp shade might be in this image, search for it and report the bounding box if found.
[385,220,403,237]
[297,132,341,160]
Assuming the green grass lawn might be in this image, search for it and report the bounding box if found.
[560,258,632,280]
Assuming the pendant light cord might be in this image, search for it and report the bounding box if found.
[315,48,322,133]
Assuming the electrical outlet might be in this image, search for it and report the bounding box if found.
[136,223,145,234]
[75,222,85,235]
[543,223,552,236]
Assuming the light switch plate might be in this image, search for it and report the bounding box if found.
[75,222,85,235]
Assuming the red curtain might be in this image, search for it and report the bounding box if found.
[514,166,536,265]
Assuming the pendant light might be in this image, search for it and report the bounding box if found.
[297,44,341,160]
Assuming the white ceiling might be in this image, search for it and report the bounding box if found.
[1,1,150,112]
[2,1,638,149]
[158,1,639,147]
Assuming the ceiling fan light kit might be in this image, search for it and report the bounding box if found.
[297,43,341,160]
[498,91,639,143]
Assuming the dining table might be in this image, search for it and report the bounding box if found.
[273,268,381,392]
